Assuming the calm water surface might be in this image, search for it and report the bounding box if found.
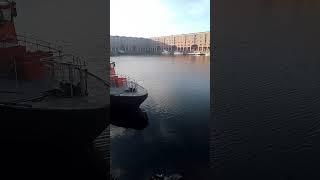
[213,1,320,179]
[110,55,210,179]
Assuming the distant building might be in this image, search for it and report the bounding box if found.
[110,36,157,55]
[110,31,210,55]
[151,31,210,52]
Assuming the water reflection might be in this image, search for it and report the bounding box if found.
[111,108,149,130]
[111,56,209,180]
[165,55,210,65]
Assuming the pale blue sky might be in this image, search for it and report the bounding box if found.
[110,0,210,37]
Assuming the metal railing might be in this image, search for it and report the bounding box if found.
[0,34,87,66]
[40,55,89,97]
[0,34,91,97]
[110,72,137,90]
[15,34,62,56]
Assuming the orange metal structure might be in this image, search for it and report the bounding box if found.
[110,62,127,87]
[0,1,52,80]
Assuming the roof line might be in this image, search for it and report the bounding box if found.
[111,31,210,39]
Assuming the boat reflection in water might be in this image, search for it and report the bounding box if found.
[110,108,149,130]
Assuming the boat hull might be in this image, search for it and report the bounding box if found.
[110,108,149,130]
[0,105,109,145]
[110,93,148,109]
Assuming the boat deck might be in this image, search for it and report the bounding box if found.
[110,83,147,97]
[0,74,109,110]
[0,78,53,102]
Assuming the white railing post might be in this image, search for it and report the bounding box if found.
[85,69,88,95]
[13,57,18,88]
[79,69,84,96]
[51,62,55,83]
[61,62,65,82]
[68,64,73,97]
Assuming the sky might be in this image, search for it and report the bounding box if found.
[110,0,210,38]
[15,0,107,59]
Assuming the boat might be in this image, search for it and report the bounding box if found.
[110,108,148,130]
[0,1,108,144]
[118,49,125,54]
[161,50,170,55]
[187,52,205,56]
[110,62,148,109]
[173,51,183,55]
[150,173,183,180]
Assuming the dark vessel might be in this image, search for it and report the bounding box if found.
[149,173,183,180]
[110,108,148,130]
[110,62,148,109]
[0,1,108,144]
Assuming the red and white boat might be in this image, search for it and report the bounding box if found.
[0,1,108,144]
[110,62,148,109]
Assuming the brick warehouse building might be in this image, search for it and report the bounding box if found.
[110,31,210,55]
[151,31,210,52]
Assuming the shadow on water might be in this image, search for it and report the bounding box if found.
[0,140,108,179]
[0,110,109,179]
[110,108,149,130]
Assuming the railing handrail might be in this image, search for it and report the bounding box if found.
[15,35,88,67]
[41,60,86,68]
[15,34,62,54]
[60,54,88,66]
[16,34,70,49]
[16,34,54,46]
[83,69,110,87]
[0,34,87,68]
[0,35,109,96]
[40,55,87,68]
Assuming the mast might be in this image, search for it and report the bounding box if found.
[0,0,17,44]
